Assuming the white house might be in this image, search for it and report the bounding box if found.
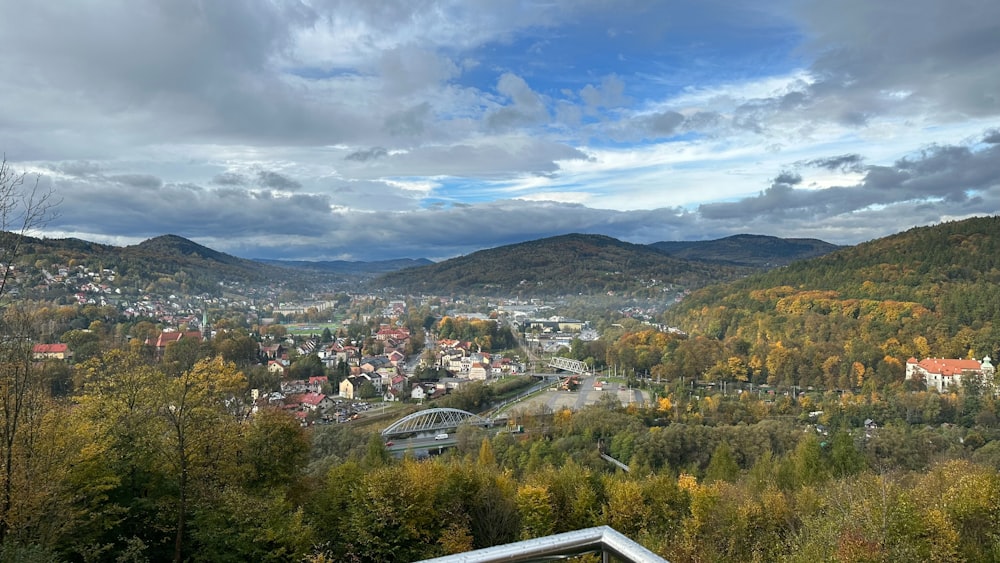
[905,356,995,393]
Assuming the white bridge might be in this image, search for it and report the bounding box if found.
[381,407,494,439]
[548,356,589,375]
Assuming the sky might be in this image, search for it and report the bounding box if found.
[2,0,999,262]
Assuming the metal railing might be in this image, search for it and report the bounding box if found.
[418,526,668,563]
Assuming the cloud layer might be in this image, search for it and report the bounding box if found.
[1,0,999,260]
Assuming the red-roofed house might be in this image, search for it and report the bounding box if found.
[288,392,333,412]
[146,330,203,358]
[308,376,328,393]
[906,356,995,393]
[32,343,72,361]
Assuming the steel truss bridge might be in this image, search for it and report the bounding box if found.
[548,356,589,375]
[381,407,495,439]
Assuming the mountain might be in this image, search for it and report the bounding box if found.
[11,233,346,296]
[660,215,1000,388]
[650,234,842,267]
[125,234,246,266]
[372,233,756,296]
[257,257,434,277]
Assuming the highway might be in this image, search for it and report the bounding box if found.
[385,435,457,454]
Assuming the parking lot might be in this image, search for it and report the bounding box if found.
[513,375,649,412]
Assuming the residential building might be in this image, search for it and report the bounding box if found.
[905,356,996,393]
[32,343,72,361]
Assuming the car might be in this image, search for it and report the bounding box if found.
[434,433,449,440]
[384,441,394,447]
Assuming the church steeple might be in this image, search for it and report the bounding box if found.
[201,310,211,341]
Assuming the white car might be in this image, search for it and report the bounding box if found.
[434,433,449,440]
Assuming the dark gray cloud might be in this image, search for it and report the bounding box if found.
[984,129,1000,144]
[345,147,389,162]
[700,138,1000,222]
[383,103,432,138]
[50,176,333,240]
[782,0,1000,124]
[773,171,802,186]
[645,111,685,136]
[256,170,301,191]
[804,154,865,173]
[211,172,248,186]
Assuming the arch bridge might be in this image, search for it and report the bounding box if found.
[381,407,494,439]
[548,356,589,375]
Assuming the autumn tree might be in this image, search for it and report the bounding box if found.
[159,357,247,563]
[0,307,49,543]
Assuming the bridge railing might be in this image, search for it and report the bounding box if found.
[548,356,588,375]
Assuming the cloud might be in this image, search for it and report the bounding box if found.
[803,154,865,173]
[4,1,1000,262]
[580,75,628,113]
[345,147,389,162]
[212,172,248,186]
[256,170,301,191]
[486,73,549,131]
[699,138,1000,223]
[50,175,334,240]
[109,174,163,189]
[790,0,1000,122]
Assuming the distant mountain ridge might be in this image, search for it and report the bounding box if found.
[650,234,842,267]
[372,233,761,296]
[257,257,434,276]
[7,231,843,297]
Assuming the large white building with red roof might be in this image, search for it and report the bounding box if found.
[905,356,995,393]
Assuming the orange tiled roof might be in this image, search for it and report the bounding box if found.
[33,343,69,354]
[915,358,982,377]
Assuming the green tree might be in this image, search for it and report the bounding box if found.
[290,354,325,379]
[515,484,554,539]
[704,441,740,483]
[159,357,246,563]
[242,408,310,490]
[829,431,865,477]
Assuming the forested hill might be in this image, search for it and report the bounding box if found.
[650,234,841,267]
[11,233,341,295]
[660,215,1000,389]
[372,233,755,296]
[257,257,434,276]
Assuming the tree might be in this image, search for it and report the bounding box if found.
[159,357,246,563]
[0,159,56,544]
[242,408,310,490]
[0,158,57,301]
[73,349,166,556]
[704,441,740,483]
[0,307,48,543]
[289,354,324,379]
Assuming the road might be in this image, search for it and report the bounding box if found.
[385,435,457,454]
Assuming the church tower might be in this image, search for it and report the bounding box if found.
[201,310,211,341]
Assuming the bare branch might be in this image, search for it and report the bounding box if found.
[0,156,60,302]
